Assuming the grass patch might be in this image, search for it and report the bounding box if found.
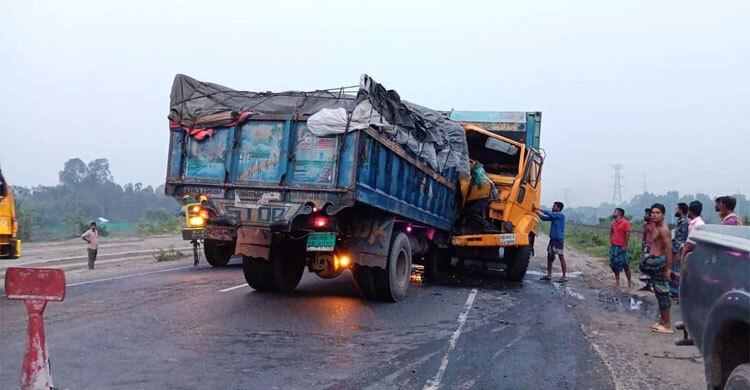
[153,246,184,262]
[541,222,643,271]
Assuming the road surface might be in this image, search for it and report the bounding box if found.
[0,236,704,389]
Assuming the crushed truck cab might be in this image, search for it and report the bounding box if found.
[448,112,543,280]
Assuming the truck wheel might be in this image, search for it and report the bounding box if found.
[374,232,412,302]
[505,245,532,282]
[267,239,306,292]
[352,265,378,299]
[204,239,234,267]
[424,248,452,280]
[725,363,750,390]
[243,238,306,292]
[243,256,275,291]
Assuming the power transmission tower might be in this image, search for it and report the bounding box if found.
[610,164,624,204]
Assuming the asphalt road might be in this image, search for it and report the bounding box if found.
[1,248,617,389]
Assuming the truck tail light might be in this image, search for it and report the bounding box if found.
[314,217,329,228]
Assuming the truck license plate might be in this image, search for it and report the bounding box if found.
[500,234,516,245]
[307,233,336,252]
[206,226,234,241]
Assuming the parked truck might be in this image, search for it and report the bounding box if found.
[0,169,21,259]
[165,74,542,301]
[677,225,750,389]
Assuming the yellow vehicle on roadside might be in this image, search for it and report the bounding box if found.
[0,169,21,259]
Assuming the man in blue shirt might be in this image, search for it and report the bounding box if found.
[535,202,567,282]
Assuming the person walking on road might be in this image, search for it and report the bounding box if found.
[646,203,674,334]
[535,202,567,283]
[81,221,100,270]
[715,196,743,226]
[669,203,689,303]
[639,208,656,291]
[609,208,632,288]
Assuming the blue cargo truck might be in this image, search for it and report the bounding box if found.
[165,74,542,301]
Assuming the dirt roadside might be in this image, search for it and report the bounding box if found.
[0,235,194,283]
[531,234,705,390]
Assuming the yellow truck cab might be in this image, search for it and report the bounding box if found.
[0,170,21,259]
[447,111,543,281]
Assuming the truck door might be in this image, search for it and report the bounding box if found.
[515,150,542,213]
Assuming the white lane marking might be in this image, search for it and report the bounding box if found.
[423,288,478,390]
[219,283,249,293]
[66,266,192,287]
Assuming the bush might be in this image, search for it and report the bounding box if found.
[63,213,109,238]
[137,209,182,235]
[153,246,184,262]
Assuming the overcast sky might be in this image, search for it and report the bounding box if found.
[1,0,747,206]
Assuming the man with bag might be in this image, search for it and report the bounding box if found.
[609,208,632,288]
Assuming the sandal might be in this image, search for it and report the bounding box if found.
[539,276,551,281]
[556,278,568,283]
[649,323,660,330]
[651,325,674,334]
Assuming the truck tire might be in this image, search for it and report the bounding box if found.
[725,363,750,390]
[243,256,275,291]
[352,265,378,299]
[204,239,234,267]
[505,245,532,282]
[373,232,412,302]
[424,248,452,280]
[242,238,306,292]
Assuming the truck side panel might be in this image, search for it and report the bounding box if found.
[354,129,457,231]
[166,120,458,230]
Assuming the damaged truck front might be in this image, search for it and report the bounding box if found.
[165,74,469,301]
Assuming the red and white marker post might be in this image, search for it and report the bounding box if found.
[4,267,66,390]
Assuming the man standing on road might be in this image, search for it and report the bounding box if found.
[669,203,689,302]
[647,203,674,334]
[81,221,99,270]
[609,208,632,288]
[535,202,567,283]
[715,196,743,226]
[639,208,656,291]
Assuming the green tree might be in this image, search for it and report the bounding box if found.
[59,158,89,185]
[13,197,38,241]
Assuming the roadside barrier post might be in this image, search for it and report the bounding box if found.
[4,267,66,390]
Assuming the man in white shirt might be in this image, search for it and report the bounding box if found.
[81,221,100,269]
[681,201,705,262]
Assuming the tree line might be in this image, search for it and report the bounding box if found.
[561,191,749,225]
[12,158,179,241]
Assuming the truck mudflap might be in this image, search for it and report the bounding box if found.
[235,227,272,259]
[451,232,530,247]
[346,215,395,269]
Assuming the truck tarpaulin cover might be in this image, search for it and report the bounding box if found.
[169,74,469,177]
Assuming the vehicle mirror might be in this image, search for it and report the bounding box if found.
[485,138,519,155]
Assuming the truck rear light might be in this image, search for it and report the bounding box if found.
[406,225,413,233]
[314,217,329,228]
[199,210,210,220]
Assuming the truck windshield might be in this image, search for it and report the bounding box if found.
[466,131,520,176]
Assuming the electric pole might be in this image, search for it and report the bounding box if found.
[610,164,624,204]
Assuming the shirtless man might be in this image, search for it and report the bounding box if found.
[647,203,674,334]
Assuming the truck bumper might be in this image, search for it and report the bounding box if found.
[451,233,529,247]
[181,226,235,242]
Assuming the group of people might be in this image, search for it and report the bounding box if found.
[536,195,743,335]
